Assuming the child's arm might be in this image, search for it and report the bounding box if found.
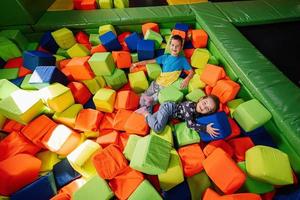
[130,59,156,72]
[180,69,194,89]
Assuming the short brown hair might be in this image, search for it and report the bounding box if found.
[170,34,183,46]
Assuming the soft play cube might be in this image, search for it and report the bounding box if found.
[0,90,44,124]
[191,48,210,69]
[93,88,116,113]
[200,64,226,87]
[103,68,128,90]
[128,71,149,93]
[99,31,122,51]
[191,29,208,48]
[203,140,234,158]
[114,0,129,8]
[188,73,206,92]
[89,34,101,45]
[0,37,22,61]
[211,79,240,104]
[0,68,19,80]
[51,28,76,49]
[73,175,114,200]
[160,28,171,36]
[123,135,142,160]
[23,50,56,71]
[112,51,131,68]
[137,40,155,61]
[150,125,174,146]
[88,52,115,76]
[124,112,149,136]
[64,56,95,81]
[174,23,189,33]
[233,99,272,132]
[144,29,163,49]
[75,108,103,132]
[0,30,28,51]
[196,111,231,142]
[128,180,162,200]
[114,90,140,110]
[242,127,277,148]
[146,63,162,80]
[98,24,116,36]
[67,43,90,58]
[39,31,59,53]
[142,23,160,36]
[187,171,211,200]
[158,86,183,104]
[170,78,189,95]
[245,145,293,185]
[130,134,172,175]
[68,82,92,105]
[53,104,83,128]
[131,52,139,62]
[158,149,184,191]
[162,181,191,200]
[113,109,133,131]
[185,88,205,102]
[98,0,113,8]
[227,98,244,117]
[174,122,200,147]
[0,79,19,101]
[228,137,254,162]
[36,151,61,172]
[82,76,105,95]
[125,32,141,52]
[39,83,75,112]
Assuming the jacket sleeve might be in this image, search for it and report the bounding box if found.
[181,102,207,133]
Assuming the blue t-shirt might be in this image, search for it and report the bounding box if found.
[156,54,192,72]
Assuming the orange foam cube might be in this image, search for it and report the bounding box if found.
[200,64,226,87]
[220,193,262,200]
[68,82,92,105]
[171,29,186,39]
[203,140,234,158]
[74,108,104,132]
[211,79,240,103]
[96,130,120,148]
[91,44,107,54]
[114,90,140,110]
[65,56,94,81]
[112,51,132,69]
[99,112,116,131]
[113,109,133,131]
[142,23,160,36]
[124,112,149,136]
[2,119,24,133]
[202,188,221,200]
[192,29,208,48]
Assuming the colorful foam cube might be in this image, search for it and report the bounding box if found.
[123,135,142,160]
[187,171,211,200]
[202,188,221,200]
[103,68,128,90]
[162,181,191,200]
[192,29,208,48]
[128,180,162,200]
[82,76,106,94]
[191,48,210,69]
[114,0,129,8]
[23,50,55,71]
[0,154,41,196]
[36,151,61,172]
[137,39,155,61]
[227,98,245,117]
[74,109,103,132]
[88,52,115,76]
[112,109,132,131]
[125,32,141,52]
[131,52,139,62]
[93,88,116,113]
[130,134,172,175]
[208,55,219,65]
[0,90,44,124]
[89,34,101,46]
[233,99,272,132]
[174,23,189,33]
[185,88,205,102]
[203,140,234,157]
[158,149,184,191]
[98,0,113,8]
[128,71,149,93]
[158,86,183,104]
[0,79,19,101]
[273,186,300,200]
[100,31,122,51]
[242,127,277,148]
[39,83,75,112]
[200,64,226,87]
[196,111,232,142]
[112,51,131,68]
[114,90,140,110]
[0,30,28,51]
[0,68,19,80]
[51,28,76,49]
[144,29,163,49]
[220,193,262,200]
[171,78,189,95]
[228,137,255,162]
[0,114,6,130]
[73,175,114,200]
[211,79,240,104]
[245,145,293,185]
[98,24,116,36]
[174,122,200,147]
[0,37,22,61]
[65,56,95,80]
[142,23,160,36]
[124,112,149,136]
[171,29,186,40]
[150,125,174,146]
[39,31,59,53]
[68,82,92,105]
[80,0,97,10]
[67,43,90,58]
[146,63,162,80]
[160,28,171,36]
[53,104,83,128]
[188,73,206,92]
[95,130,119,147]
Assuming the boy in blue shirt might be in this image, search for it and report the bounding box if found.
[130,35,194,112]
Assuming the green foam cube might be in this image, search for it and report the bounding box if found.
[158,149,184,191]
[89,34,101,46]
[26,42,39,51]
[56,48,69,58]
[123,135,142,161]
[128,180,162,200]
[51,28,76,49]
[103,68,128,90]
[53,104,83,128]
[0,37,22,61]
[130,134,172,175]
[131,53,138,62]
[245,145,293,185]
[20,74,37,90]
[93,88,116,113]
[54,54,66,62]
[0,30,28,51]
[160,29,171,36]
[88,52,115,76]
[0,90,44,124]
[171,78,189,95]
[0,79,19,101]
[0,68,19,80]
[145,29,163,49]
[73,175,114,200]
[187,171,211,200]
[233,99,272,132]
[158,86,183,104]
[128,71,149,93]
[191,48,210,69]
[146,63,161,80]
[227,98,245,117]
[237,162,274,194]
[208,55,219,65]
[82,76,106,95]
[67,43,90,58]
[150,125,173,146]
[185,88,205,102]
[174,122,200,147]
[188,73,206,92]
[98,24,116,35]
[114,0,129,8]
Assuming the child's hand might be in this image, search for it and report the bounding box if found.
[130,63,137,73]
[180,78,189,89]
[206,123,220,138]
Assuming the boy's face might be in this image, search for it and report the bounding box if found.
[170,39,182,56]
[196,97,216,114]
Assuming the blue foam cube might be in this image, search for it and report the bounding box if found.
[274,185,300,200]
[242,127,277,148]
[196,111,231,142]
[53,158,81,190]
[10,77,24,87]
[155,49,165,57]
[29,66,68,87]
[83,97,96,109]
[162,181,191,200]
[124,32,141,52]
[99,31,122,51]
[10,172,57,200]
[0,57,5,68]
[23,50,56,71]
[183,41,194,49]
[39,31,59,53]
[137,39,155,61]
[174,23,189,33]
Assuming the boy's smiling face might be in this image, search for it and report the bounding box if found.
[196,97,216,114]
[170,39,182,56]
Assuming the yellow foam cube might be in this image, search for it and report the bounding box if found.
[191,48,210,69]
[98,24,116,36]
[158,149,184,191]
[188,73,206,92]
[150,125,173,146]
[51,27,76,49]
[36,151,61,172]
[114,0,129,8]
[53,104,83,128]
[67,43,90,58]
[128,71,149,93]
[93,88,116,113]
[195,68,205,76]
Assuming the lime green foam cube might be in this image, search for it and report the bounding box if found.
[233,99,272,132]
[146,63,161,80]
[128,180,162,200]
[237,162,274,194]
[160,43,167,49]
[185,88,205,102]
[130,134,172,175]
[0,113,6,130]
[98,24,116,36]
[208,55,219,65]
[158,86,183,104]
[245,145,293,185]
[20,75,37,90]
[54,54,66,62]
[145,29,163,49]
[158,149,184,191]
[56,47,69,58]
[82,76,106,95]
[131,53,138,62]
[0,90,44,124]
[0,68,19,80]
[51,28,76,49]
[53,104,83,128]
[103,69,128,90]
[0,30,28,51]
[89,34,101,46]
[93,88,116,113]
[114,0,129,8]
[0,37,22,61]
[39,83,75,113]
[160,29,171,36]
[191,48,210,69]
[73,175,114,200]
[36,151,60,172]
[26,42,39,51]
[171,78,189,95]
[174,122,200,147]
[123,135,142,160]
[128,71,149,93]
[187,171,211,200]
[88,52,115,76]
[67,43,90,58]
[188,73,206,92]
[227,98,245,118]
[0,79,19,101]
[150,125,173,146]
